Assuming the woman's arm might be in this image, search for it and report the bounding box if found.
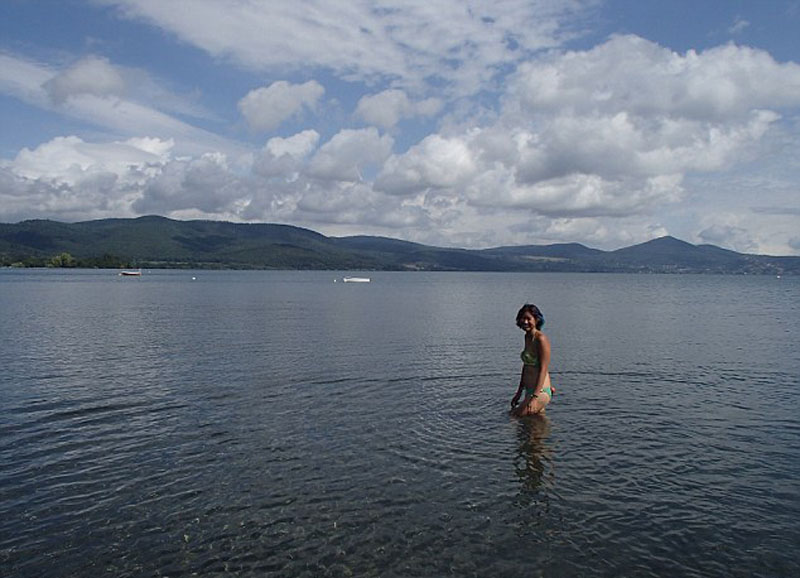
[511,372,525,407]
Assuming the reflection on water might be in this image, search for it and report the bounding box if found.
[514,414,553,499]
[1,270,799,577]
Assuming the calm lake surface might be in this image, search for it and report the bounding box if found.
[1,269,799,577]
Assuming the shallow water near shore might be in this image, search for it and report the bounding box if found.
[2,269,799,577]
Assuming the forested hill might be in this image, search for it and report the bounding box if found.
[1,215,798,274]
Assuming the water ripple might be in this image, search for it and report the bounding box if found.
[2,271,799,577]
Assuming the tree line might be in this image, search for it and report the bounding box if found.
[1,252,133,269]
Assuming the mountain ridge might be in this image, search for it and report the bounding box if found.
[1,216,797,274]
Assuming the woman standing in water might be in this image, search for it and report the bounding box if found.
[511,304,553,417]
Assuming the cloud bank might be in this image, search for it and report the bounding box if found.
[2,1,800,254]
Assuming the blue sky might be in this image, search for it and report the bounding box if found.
[1,1,799,254]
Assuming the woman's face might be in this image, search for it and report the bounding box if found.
[519,312,538,333]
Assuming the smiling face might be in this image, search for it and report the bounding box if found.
[516,303,544,333]
[518,311,538,334]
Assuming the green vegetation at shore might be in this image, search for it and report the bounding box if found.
[2,251,133,269]
[3,252,131,269]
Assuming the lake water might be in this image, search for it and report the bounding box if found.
[1,269,799,577]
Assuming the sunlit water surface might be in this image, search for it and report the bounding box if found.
[1,269,799,577]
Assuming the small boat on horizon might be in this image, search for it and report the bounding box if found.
[119,269,142,276]
[343,276,370,283]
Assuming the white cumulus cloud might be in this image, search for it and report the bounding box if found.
[265,130,320,159]
[255,130,321,178]
[0,135,173,222]
[8,135,171,184]
[507,35,800,120]
[134,152,245,215]
[43,55,126,104]
[238,80,324,132]
[307,128,394,182]
[355,89,443,129]
[376,134,477,195]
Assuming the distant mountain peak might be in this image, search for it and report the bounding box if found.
[612,235,697,255]
[637,235,694,247]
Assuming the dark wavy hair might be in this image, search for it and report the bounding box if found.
[516,303,545,330]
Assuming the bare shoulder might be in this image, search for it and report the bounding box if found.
[536,331,552,353]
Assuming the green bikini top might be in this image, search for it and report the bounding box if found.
[521,348,539,366]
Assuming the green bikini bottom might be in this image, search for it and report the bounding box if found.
[525,386,552,399]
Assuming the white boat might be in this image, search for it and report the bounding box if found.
[343,276,370,283]
[119,269,142,276]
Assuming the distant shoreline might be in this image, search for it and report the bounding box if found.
[2,216,798,275]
